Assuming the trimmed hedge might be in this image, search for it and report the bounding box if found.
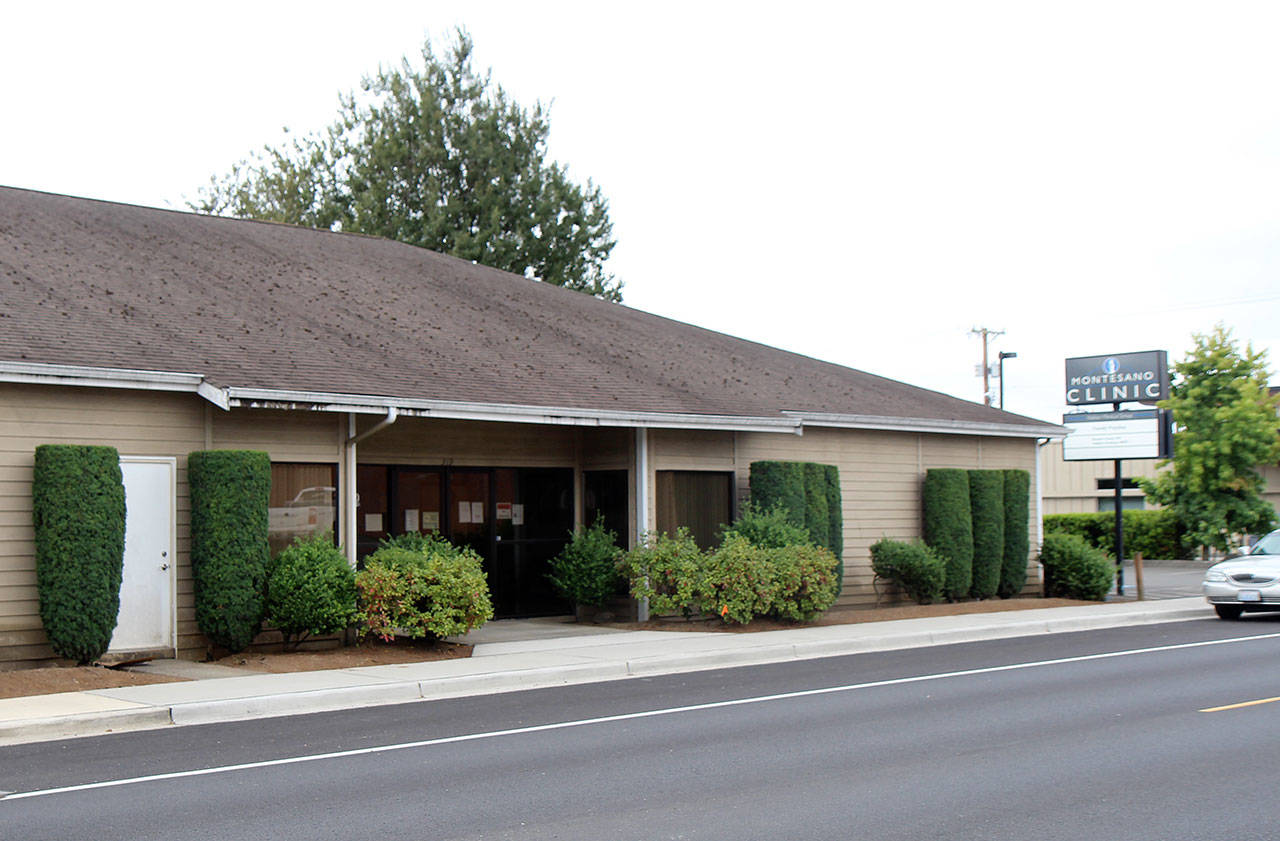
[870,538,946,605]
[32,445,126,663]
[188,450,271,653]
[749,460,844,590]
[923,469,973,601]
[803,463,830,552]
[968,470,1005,599]
[999,470,1031,598]
[1039,532,1113,601]
[824,465,844,597]
[265,534,357,649]
[1043,510,1185,560]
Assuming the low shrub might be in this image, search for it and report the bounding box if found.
[548,518,623,608]
[623,529,705,619]
[1039,533,1114,601]
[624,530,838,624]
[700,535,779,624]
[355,537,493,641]
[768,542,840,622]
[265,534,357,649]
[870,539,946,605]
[721,503,811,549]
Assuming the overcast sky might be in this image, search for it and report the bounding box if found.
[4,1,1277,423]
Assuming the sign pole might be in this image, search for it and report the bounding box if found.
[1113,402,1124,596]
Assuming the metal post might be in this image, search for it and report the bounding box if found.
[1114,456,1124,595]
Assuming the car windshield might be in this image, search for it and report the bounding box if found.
[1251,531,1280,555]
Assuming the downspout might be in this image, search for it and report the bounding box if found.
[343,407,399,566]
[636,426,650,622]
[1035,437,1048,593]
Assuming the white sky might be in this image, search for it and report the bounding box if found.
[4,1,1278,424]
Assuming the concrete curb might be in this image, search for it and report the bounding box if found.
[0,600,1216,746]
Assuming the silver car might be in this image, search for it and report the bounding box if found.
[1203,529,1280,619]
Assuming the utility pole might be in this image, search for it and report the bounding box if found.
[970,327,1005,406]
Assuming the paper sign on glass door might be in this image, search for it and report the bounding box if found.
[404,509,420,532]
[471,501,484,523]
[512,504,524,526]
[458,501,472,524]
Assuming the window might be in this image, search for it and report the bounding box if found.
[656,471,733,551]
[268,463,338,555]
[1097,497,1145,512]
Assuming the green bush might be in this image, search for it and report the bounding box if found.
[265,534,357,648]
[188,450,272,653]
[824,465,844,596]
[355,537,494,641]
[1043,510,1186,560]
[999,470,1031,598]
[803,463,830,553]
[548,517,623,607]
[968,470,1005,599]
[1039,533,1114,601]
[768,542,840,621]
[721,502,811,549]
[377,532,432,552]
[623,529,838,624]
[623,529,706,619]
[31,445,126,663]
[700,534,779,624]
[870,538,946,605]
[923,469,973,601]
[748,461,806,526]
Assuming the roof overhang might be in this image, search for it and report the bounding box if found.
[783,410,1068,439]
[1,361,1066,438]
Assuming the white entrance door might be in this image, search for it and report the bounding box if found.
[110,458,176,654]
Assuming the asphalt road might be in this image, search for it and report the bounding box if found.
[3,615,1279,840]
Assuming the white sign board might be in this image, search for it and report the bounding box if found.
[1062,410,1164,461]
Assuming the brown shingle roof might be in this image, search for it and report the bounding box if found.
[0,186,1052,430]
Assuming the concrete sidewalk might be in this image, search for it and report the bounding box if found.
[0,597,1213,746]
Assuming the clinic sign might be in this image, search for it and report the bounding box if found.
[1064,350,1169,406]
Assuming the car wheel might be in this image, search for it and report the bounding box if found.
[1214,604,1244,620]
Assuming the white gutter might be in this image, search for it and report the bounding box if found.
[0,361,230,410]
[226,387,804,435]
[783,410,1067,439]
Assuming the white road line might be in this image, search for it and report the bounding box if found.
[6,631,1279,802]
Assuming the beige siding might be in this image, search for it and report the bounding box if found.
[357,417,578,466]
[0,384,206,665]
[648,425,1043,609]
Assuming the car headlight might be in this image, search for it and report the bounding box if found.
[1205,570,1229,582]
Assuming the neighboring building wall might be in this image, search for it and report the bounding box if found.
[1039,440,1162,515]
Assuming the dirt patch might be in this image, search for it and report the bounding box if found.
[0,665,187,700]
[213,639,472,674]
[0,597,1096,699]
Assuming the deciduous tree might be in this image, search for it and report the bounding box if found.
[1142,325,1280,553]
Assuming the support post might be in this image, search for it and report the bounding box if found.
[635,427,650,622]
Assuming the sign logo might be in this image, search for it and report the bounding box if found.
[1102,357,1119,375]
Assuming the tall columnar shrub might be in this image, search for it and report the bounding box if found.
[824,464,844,596]
[748,461,806,527]
[922,468,973,601]
[31,445,126,663]
[803,463,831,553]
[999,470,1031,598]
[188,450,271,653]
[968,470,1005,599]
